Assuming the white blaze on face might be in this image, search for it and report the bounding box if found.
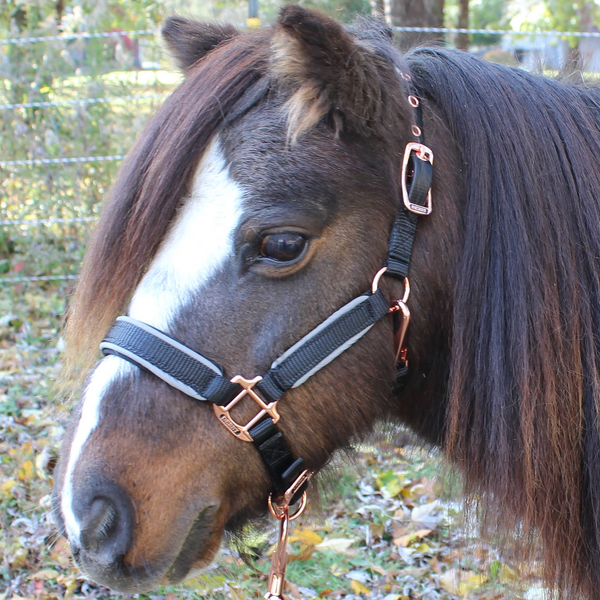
[61,137,244,542]
[127,137,244,330]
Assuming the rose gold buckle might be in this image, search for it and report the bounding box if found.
[402,142,433,215]
[213,375,280,442]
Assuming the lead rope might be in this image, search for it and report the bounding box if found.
[264,469,313,600]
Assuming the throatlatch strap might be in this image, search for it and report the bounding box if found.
[100,317,239,405]
[256,289,390,403]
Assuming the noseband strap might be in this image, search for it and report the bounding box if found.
[99,68,432,499]
[101,317,239,404]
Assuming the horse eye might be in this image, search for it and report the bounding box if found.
[260,233,307,262]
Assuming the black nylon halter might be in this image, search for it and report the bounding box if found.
[100,72,433,500]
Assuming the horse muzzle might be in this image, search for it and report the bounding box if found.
[53,480,224,593]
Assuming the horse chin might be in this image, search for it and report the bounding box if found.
[163,504,224,584]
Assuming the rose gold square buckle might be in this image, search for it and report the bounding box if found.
[213,375,280,442]
[402,142,433,215]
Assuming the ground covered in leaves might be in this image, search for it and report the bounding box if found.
[1,284,548,600]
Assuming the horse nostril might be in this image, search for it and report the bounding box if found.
[88,498,118,537]
[79,488,133,566]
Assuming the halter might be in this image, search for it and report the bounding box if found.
[99,68,433,506]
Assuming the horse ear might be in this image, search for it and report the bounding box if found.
[272,5,390,140]
[162,16,238,72]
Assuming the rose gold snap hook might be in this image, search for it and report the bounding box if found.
[388,277,411,313]
[268,491,308,521]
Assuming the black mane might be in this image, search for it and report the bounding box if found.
[411,48,600,596]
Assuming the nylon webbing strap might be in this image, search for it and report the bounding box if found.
[386,98,431,280]
[257,289,390,403]
[100,290,390,407]
[249,416,306,498]
[387,211,418,279]
[100,317,239,405]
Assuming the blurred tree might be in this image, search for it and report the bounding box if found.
[469,0,505,45]
[457,0,468,49]
[391,0,445,48]
[445,0,507,48]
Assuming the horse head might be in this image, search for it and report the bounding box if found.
[52,8,459,592]
[53,6,600,599]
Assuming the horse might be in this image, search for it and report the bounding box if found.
[51,6,600,598]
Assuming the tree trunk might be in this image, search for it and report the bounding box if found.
[391,0,445,49]
[457,0,469,51]
[561,44,584,81]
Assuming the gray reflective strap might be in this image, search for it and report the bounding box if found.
[100,316,239,405]
[257,290,390,402]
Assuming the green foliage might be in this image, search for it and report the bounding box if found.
[445,0,509,47]
[506,0,600,47]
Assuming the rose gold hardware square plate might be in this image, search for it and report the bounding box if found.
[213,375,280,442]
[402,142,434,215]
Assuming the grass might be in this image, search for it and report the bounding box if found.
[0,283,546,599]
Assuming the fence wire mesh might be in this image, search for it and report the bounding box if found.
[1,22,597,285]
[0,28,158,46]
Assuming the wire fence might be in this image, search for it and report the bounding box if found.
[0,92,170,112]
[395,26,600,38]
[0,28,158,46]
[0,20,173,285]
[2,22,599,285]
[0,155,125,168]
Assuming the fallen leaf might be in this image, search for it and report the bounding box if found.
[370,564,388,576]
[9,548,29,569]
[439,568,488,597]
[411,501,442,528]
[29,568,59,580]
[394,534,414,547]
[499,563,518,584]
[288,544,315,562]
[330,564,345,577]
[369,523,385,539]
[346,570,370,583]
[289,528,323,545]
[317,537,355,553]
[394,528,432,547]
[18,460,35,482]
[1,479,16,497]
[376,471,405,497]
[391,522,410,539]
[285,581,301,599]
[350,580,371,595]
